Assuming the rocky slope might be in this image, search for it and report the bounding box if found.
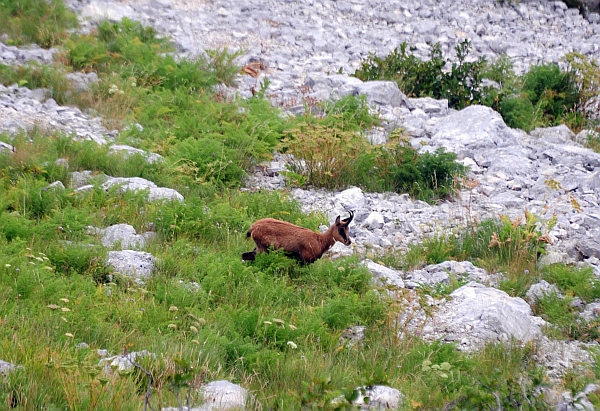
[2,0,600,409]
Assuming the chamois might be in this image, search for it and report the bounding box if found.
[242,211,354,264]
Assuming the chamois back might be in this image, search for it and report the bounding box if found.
[242,211,354,263]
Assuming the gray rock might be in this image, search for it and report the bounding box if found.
[352,81,407,108]
[363,211,385,229]
[580,302,600,322]
[526,280,563,303]
[420,282,544,350]
[351,385,403,410]
[193,380,248,411]
[339,325,366,348]
[107,250,155,278]
[333,186,365,212]
[538,251,567,268]
[95,223,154,250]
[363,260,405,289]
[69,171,97,188]
[0,360,23,375]
[531,125,576,144]
[109,144,163,163]
[430,105,517,158]
[46,181,66,190]
[99,350,155,374]
[102,177,184,202]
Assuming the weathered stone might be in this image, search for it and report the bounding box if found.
[95,223,154,250]
[107,250,155,278]
[102,177,184,202]
[526,280,563,303]
[363,260,405,289]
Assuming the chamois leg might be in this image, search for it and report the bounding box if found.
[242,248,257,261]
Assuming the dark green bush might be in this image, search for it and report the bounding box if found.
[522,63,578,123]
[354,40,486,109]
[499,96,539,131]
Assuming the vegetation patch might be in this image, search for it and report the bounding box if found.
[355,40,600,136]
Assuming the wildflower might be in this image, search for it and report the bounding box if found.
[287,341,297,349]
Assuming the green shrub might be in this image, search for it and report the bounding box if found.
[280,127,466,202]
[278,122,372,190]
[402,213,554,294]
[0,63,74,105]
[311,94,380,132]
[499,96,541,132]
[563,52,600,128]
[522,63,579,124]
[354,40,486,109]
[534,292,600,341]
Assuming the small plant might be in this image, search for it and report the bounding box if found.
[563,52,600,128]
[167,358,197,410]
[278,122,371,189]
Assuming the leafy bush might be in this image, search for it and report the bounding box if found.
[388,145,466,202]
[280,127,466,202]
[354,40,487,109]
[279,122,372,190]
[403,212,555,294]
[498,96,540,131]
[522,63,579,124]
[563,52,600,125]
[543,264,600,303]
[0,63,74,104]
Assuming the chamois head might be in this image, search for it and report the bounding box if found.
[332,211,354,246]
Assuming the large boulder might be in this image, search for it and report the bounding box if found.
[430,105,518,158]
[421,282,544,350]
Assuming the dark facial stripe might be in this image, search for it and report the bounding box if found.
[338,228,348,242]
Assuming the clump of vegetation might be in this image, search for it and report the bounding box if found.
[356,40,600,136]
[280,129,467,203]
[0,0,77,47]
[355,40,486,110]
[402,212,555,296]
[531,264,600,342]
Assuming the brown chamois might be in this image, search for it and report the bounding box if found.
[242,211,354,264]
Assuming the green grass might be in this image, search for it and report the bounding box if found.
[0,99,569,411]
[0,0,77,47]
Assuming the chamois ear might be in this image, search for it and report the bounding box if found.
[335,215,341,225]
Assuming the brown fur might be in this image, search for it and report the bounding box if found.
[242,212,354,263]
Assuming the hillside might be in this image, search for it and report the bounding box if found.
[1,0,600,410]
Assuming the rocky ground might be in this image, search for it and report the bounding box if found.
[2,0,600,409]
